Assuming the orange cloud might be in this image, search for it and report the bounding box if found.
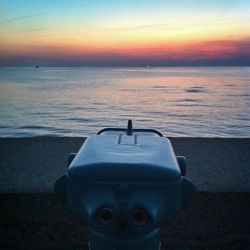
[1,36,250,66]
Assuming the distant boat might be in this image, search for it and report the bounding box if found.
[35,66,39,68]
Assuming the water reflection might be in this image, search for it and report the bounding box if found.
[0,67,250,137]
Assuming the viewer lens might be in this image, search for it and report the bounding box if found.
[98,207,114,224]
[133,209,149,226]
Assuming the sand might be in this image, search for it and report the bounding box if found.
[0,137,250,193]
[0,137,250,249]
[0,192,250,249]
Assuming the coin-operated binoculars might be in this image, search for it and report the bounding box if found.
[54,120,196,250]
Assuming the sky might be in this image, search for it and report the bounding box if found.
[0,0,250,66]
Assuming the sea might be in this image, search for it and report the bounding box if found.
[0,67,250,137]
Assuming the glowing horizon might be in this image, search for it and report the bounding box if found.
[1,0,250,66]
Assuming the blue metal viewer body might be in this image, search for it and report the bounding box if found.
[54,120,196,250]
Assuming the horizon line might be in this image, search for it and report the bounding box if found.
[1,65,250,68]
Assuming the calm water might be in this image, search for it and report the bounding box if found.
[0,67,250,137]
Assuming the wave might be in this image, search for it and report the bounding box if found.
[185,87,208,93]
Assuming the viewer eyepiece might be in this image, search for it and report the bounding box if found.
[133,209,149,226]
[98,207,114,224]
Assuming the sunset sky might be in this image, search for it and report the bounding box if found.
[1,0,250,66]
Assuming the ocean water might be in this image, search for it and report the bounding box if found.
[0,67,250,137]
